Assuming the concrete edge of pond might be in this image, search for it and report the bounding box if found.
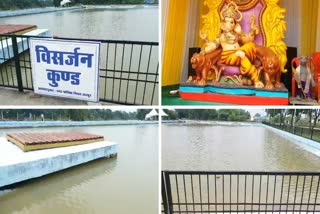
[261,124,320,156]
[0,137,118,188]
[0,5,159,19]
[0,120,158,129]
[163,120,260,126]
[0,6,83,18]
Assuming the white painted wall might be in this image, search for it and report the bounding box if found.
[180,0,200,82]
[0,140,118,188]
[161,0,169,61]
[282,0,302,55]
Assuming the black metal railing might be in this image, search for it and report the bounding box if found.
[0,34,159,105]
[162,171,320,213]
[263,122,320,143]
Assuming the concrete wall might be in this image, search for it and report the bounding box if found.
[262,124,320,157]
[0,29,50,64]
[0,142,117,188]
[0,120,158,128]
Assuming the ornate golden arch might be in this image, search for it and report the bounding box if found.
[200,0,287,72]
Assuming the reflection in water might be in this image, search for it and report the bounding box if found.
[0,124,158,214]
[0,7,159,104]
[0,7,158,41]
[0,158,118,213]
[162,124,320,171]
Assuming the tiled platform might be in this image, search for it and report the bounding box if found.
[6,132,104,151]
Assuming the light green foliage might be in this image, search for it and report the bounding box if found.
[0,0,53,10]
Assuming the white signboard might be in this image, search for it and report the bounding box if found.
[29,38,101,102]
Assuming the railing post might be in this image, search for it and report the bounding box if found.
[11,35,24,92]
[162,172,169,214]
[163,171,173,214]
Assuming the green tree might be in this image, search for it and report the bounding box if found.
[67,109,88,121]
[287,109,307,132]
[218,109,232,121]
[311,109,320,138]
[266,109,288,126]
[53,0,61,7]
[163,109,178,120]
[175,109,190,119]
[136,109,151,120]
[207,109,218,120]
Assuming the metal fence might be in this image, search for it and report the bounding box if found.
[263,122,320,143]
[0,34,159,105]
[162,171,320,213]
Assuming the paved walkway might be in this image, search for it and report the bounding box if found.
[0,87,116,105]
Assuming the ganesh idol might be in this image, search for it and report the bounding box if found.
[200,1,264,88]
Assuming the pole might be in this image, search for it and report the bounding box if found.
[293,109,296,133]
[12,35,24,92]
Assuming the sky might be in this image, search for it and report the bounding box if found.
[247,109,267,117]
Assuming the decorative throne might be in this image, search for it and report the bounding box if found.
[179,0,289,105]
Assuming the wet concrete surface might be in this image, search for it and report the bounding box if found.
[0,87,116,105]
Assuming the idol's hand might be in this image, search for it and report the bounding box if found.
[203,42,217,54]
[236,50,245,59]
[234,23,242,34]
[200,31,208,42]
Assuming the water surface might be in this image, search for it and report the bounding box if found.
[0,6,158,41]
[0,7,159,105]
[162,124,320,171]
